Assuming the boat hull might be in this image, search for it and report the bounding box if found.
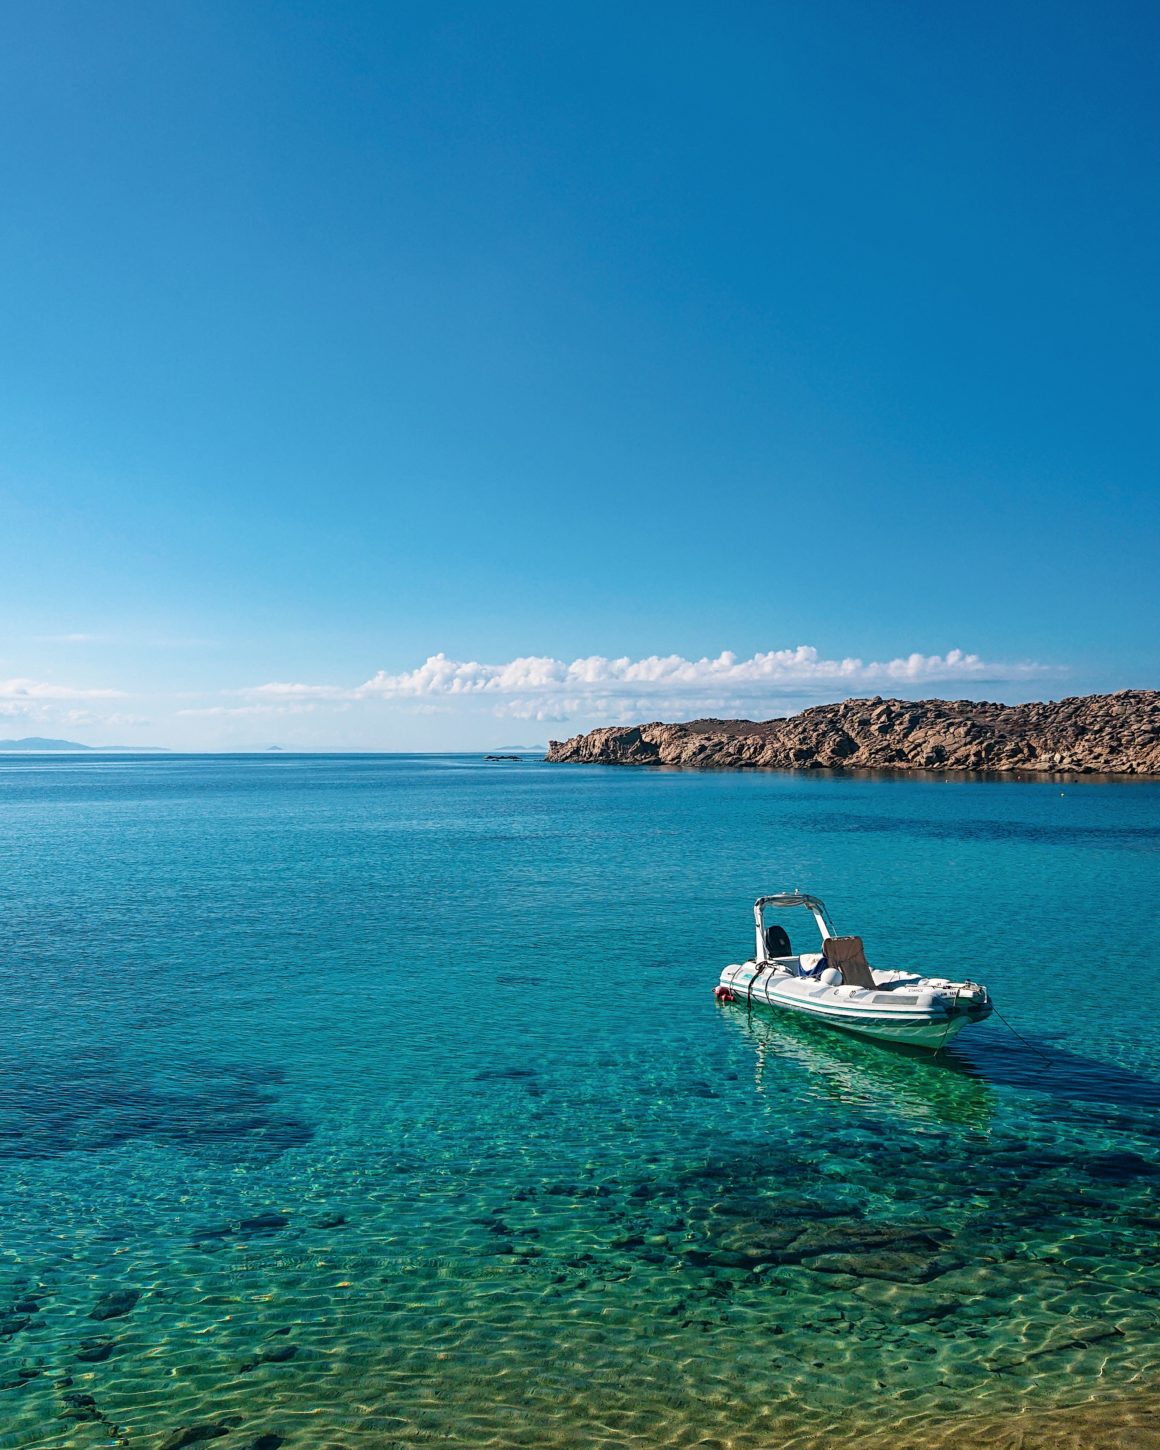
[718,962,990,1051]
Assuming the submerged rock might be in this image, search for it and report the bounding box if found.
[725,1220,944,1270]
[60,1391,101,1421]
[807,1249,963,1283]
[238,1212,289,1232]
[0,1059,313,1166]
[190,1223,235,1241]
[89,1289,138,1320]
[76,1338,118,1362]
[158,1425,230,1450]
[0,1365,39,1390]
[259,1343,298,1364]
[240,1343,298,1372]
[710,1220,804,1262]
[1083,1149,1160,1183]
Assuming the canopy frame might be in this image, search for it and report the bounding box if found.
[753,892,837,963]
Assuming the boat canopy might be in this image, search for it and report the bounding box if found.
[753,893,837,962]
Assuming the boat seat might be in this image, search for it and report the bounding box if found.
[764,924,792,958]
[822,936,877,990]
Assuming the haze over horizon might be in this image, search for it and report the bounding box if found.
[2,2,1157,751]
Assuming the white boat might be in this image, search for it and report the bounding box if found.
[716,893,992,1050]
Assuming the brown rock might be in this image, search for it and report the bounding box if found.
[546,691,1160,775]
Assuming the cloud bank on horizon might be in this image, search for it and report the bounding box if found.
[1,645,1063,741]
[222,645,1055,724]
[0,677,141,733]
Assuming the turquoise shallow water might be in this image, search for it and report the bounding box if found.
[1,754,1158,1450]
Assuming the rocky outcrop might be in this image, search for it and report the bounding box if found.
[546,690,1160,775]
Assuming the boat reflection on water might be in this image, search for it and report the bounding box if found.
[719,999,997,1131]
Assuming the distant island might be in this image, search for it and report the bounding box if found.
[546,690,1160,775]
[0,737,168,753]
[0,736,98,752]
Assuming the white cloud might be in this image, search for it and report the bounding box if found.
[177,701,346,718]
[0,677,130,730]
[0,677,124,701]
[234,646,1055,724]
[244,682,350,701]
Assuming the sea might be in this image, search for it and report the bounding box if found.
[1,753,1158,1450]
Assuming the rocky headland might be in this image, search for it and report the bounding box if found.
[546,690,1160,775]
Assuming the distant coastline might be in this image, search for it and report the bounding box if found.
[0,737,169,753]
[546,690,1160,775]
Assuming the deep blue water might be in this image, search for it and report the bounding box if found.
[1,755,1158,1450]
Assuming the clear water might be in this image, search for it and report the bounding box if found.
[1,755,1158,1450]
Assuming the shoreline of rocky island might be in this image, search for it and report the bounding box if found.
[546,690,1160,775]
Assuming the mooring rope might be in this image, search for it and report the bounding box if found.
[932,1012,957,1057]
[991,1002,1054,1066]
[746,961,769,1013]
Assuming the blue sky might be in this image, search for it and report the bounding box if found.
[1,0,1157,748]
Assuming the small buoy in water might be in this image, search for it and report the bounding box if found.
[713,985,735,1003]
